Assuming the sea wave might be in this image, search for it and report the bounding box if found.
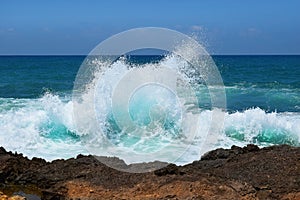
[0,93,299,163]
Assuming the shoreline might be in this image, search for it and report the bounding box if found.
[0,144,299,200]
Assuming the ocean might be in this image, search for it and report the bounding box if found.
[0,55,299,164]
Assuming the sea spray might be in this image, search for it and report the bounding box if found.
[0,54,300,164]
[0,94,299,162]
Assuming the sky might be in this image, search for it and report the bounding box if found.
[0,0,300,55]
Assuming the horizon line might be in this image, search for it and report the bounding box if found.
[1,54,300,56]
[0,53,300,56]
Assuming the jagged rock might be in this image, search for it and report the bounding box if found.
[0,145,299,200]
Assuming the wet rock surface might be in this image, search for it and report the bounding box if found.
[0,144,299,199]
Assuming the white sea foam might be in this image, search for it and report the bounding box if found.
[0,93,299,163]
[0,94,88,160]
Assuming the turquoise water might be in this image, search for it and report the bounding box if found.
[0,55,299,162]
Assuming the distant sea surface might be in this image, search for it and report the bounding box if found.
[0,55,299,163]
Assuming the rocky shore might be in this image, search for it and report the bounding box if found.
[0,144,299,200]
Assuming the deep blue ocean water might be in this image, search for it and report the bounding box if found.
[0,55,299,163]
[1,55,299,112]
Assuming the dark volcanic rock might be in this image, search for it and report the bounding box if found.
[201,144,260,160]
[0,145,299,200]
[154,164,185,176]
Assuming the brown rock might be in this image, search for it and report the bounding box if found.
[0,145,299,200]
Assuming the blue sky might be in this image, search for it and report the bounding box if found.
[0,0,299,55]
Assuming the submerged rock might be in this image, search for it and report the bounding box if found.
[0,145,299,199]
